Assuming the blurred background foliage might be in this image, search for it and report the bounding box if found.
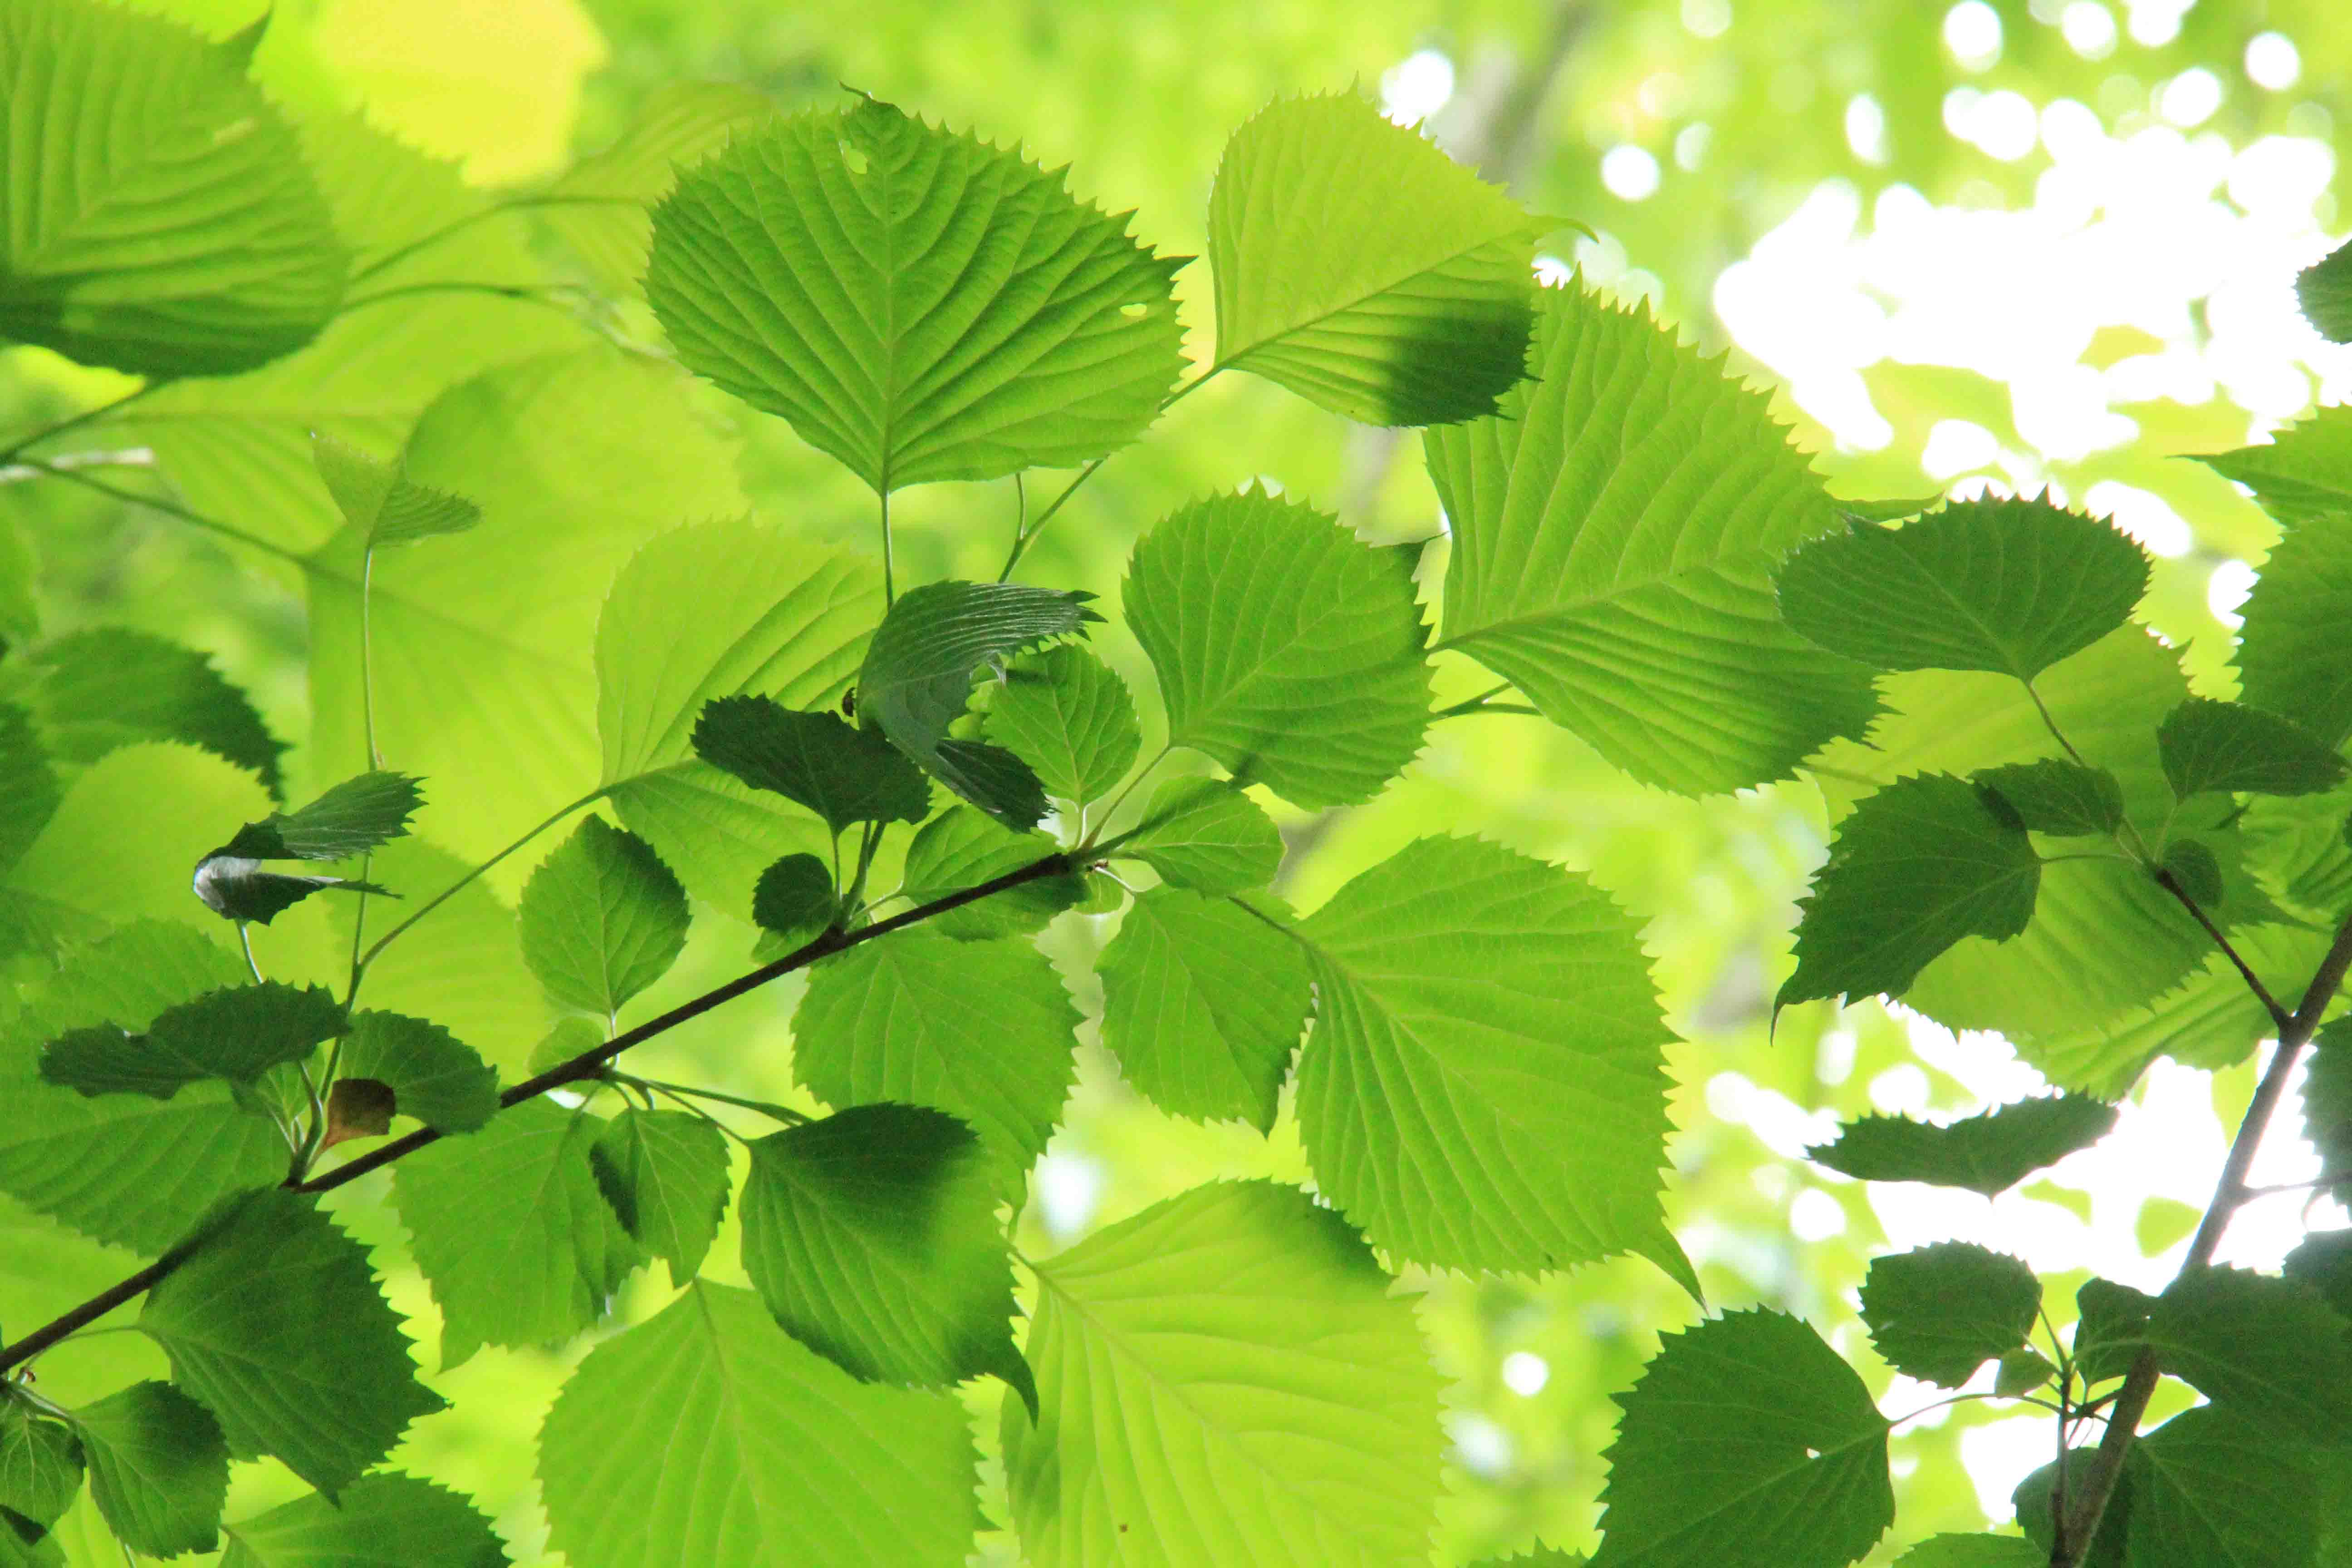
[2,0,2345,1562]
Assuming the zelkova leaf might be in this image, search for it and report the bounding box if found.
[1112,776,1285,894]
[309,434,480,547]
[2300,238,2352,343]
[2200,416,2352,747]
[1098,888,1309,1130]
[2141,1267,2352,1445]
[542,81,770,297]
[740,1104,1030,1405]
[0,0,344,375]
[1005,1181,1444,1568]
[1858,1243,2040,1387]
[1424,282,1878,794]
[336,1011,499,1134]
[2128,1407,2318,1568]
[856,581,1099,828]
[220,1472,507,1568]
[1126,490,1431,809]
[140,1190,443,1495]
[217,772,423,862]
[647,95,1185,491]
[1975,759,2126,837]
[1207,92,1539,424]
[519,817,691,1019]
[691,697,931,835]
[39,981,345,1101]
[2158,697,2349,801]
[1592,1310,1893,1568]
[23,629,287,797]
[896,807,1082,941]
[1805,1094,2117,1197]
[70,1382,228,1558]
[0,1399,81,1530]
[1294,837,1690,1285]
[538,1281,979,1568]
[1777,495,2150,680]
[392,1098,642,1367]
[1778,774,2041,1011]
[985,646,1140,808]
[590,1107,733,1287]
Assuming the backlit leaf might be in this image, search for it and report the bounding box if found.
[896,807,1080,941]
[2205,413,2352,747]
[590,1108,733,1287]
[336,1011,500,1134]
[39,980,344,1100]
[220,1472,507,1568]
[691,698,930,836]
[985,647,1140,808]
[0,1399,81,1531]
[1098,888,1308,1130]
[2158,697,2348,801]
[2299,239,2352,343]
[2141,1267,2352,1445]
[519,817,691,1019]
[542,81,771,298]
[1110,776,1285,894]
[309,434,480,548]
[2129,1407,2317,1568]
[71,1382,226,1558]
[1805,1095,2117,1197]
[1858,1243,2039,1387]
[218,772,422,862]
[22,630,286,798]
[1974,759,2125,837]
[750,853,837,948]
[0,706,57,878]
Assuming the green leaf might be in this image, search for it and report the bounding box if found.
[2161,837,2225,908]
[519,817,691,1019]
[538,1281,979,1568]
[0,0,344,375]
[140,1190,441,1494]
[2073,1277,2157,1384]
[647,95,1184,491]
[1858,1243,2039,1387]
[2141,1267,2352,1445]
[2299,239,2352,343]
[2129,1406,2317,1568]
[70,1382,226,1558]
[542,81,771,297]
[220,1472,507,1568]
[309,434,480,548]
[0,706,58,878]
[1424,283,1877,794]
[1974,759,2126,837]
[22,630,287,798]
[740,1104,1029,1405]
[896,806,1080,941]
[2207,422,2352,748]
[1294,836,1688,1285]
[219,772,422,862]
[1112,776,1285,894]
[2308,1028,2352,1188]
[750,853,837,948]
[985,647,1140,808]
[1804,1095,2117,1197]
[2015,1450,2132,1567]
[792,932,1078,1189]
[1994,1348,2057,1398]
[8,742,273,929]
[1892,1538,2042,1568]
[1592,1309,1892,1568]
[392,1098,642,1367]
[337,1011,500,1134]
[1005,1181,1442,1568]
[589,1107,733,1287]
[1098,888,1308,1130]
[39,981,344,1100]
[2199,407,2352,525]
[0,1400,81,1531]
[2159,697,2349,801]
[1776,495,2149,681]
[1207,92,1538,424]
[691,697,930,836]
[1126,490,1431,809]
[2284,1230,2352,1320]
[856,581,1099,828]
[1779,774,2041,1010]
[527,1017,604,1078]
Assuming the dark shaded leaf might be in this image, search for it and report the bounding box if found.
[590,1108,732,1287]
[337,1011,499,1134]
[2160,697,2348,801]
[25,631,286,798]
[1974,758,2125,837]
[39,981,344,1100]
[691,697,930,835]
[1806,1094,2117,1197]
[217,772,422,862]
[1859,1243,2040,1387]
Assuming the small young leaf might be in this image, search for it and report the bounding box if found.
[219,1471,507,1568]
[985,646,1140,808]
[38,981,345,1100]
[24,629,287,797]
[2161,837,2226,908]
[0,1400,81,1530]
[141,1190,442,1494]
[1973,758,2125,837]
[519,818,690,1019]
[1805,1094,2116,1197]
[1993,1349,2056,1398]
[1098,888,1308,1130]
[1112,776,1285,894]
[1592,1310,1893,1568]
[322,1077,396,1147]
[1125,490,1431,810]
[691,697,930,835]
[217,772,423,862]
[71,1382,227,1558]
[2130,1406,2318,1568]
[740,1104,1030,1406]
[750,853,837,947]
[1207,92,1539,424]
[589,1107,733,1287]
[2073,1277,2157,1384]
[311,434,481,547]
[1858,1243,2039,1387]
[2160,696,2348,802]
[2143,1267,2352,1444]
[1779,774,2042,1010]
[337,1011,499,1134]
[2298,237,2352,343]
[897,807,1081,941]
[1776,496,2149,681]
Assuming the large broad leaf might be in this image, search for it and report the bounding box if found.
[140,1190,442,1494]
[391,1098,642,1367]
[2140,1268,2352,1445]
[2128,1406,2317,1568]
[1293,837,1689,1286]
[1206,92,1539,424]
[541,81,771,298]
[1858,1243,2039,1387]
[1125,490,1431,809]
[220,1472,506,1568]
[791,932,1078,1190]
[1592,1310,1893,1568]
[70,1381,228,1558]
[6,742,271,930]
[20,629,287,798]
[1097,888,1308,1130]
[518,817,690,1019]
[336,1011,499,1134]
[647,95,1184,491]
[589,1107,733,1287]
[538,1281,978,1568]
[39,980,345,1100]
[1778,774,2041,1010]
[2014,1449,2133,1565]
[985,646,1140,809]
[1109,776,1285,894]
[1425,284,1877,794]
[1005,1181,1443,1568]
[740,1104,1029,1403]
[2158,698,2347,801]
[1804,1095,2116,1197]
[0,0,343,375]
[1776,495,2149,681]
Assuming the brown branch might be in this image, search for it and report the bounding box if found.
[2151,866,2291,1031]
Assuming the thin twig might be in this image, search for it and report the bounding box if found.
[0,382,160,467]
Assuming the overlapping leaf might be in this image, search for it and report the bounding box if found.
[895,807,1080,941]
[20,630,286,797]
[216,772,421,862]
[2140,1267,2352,1444]
[336,1011,499,1134]
[39,981,344,1100]
[0,1399,81,1531]
[1858,1243,2039,1387]
[985,647,1140,808]
[542,81,770,297]
[1806,1094,2115,1196]
[0,707,57,880]
[519,817,690,1018]
[2159,697,2347,801]
[692,699,930,835]
[1098,888,1308,1130]
[70,1382,227,1558]
[310,435,480,547]
[590,1107,733,1286]
[2073,1277,2156,1384]
[220,1473,507,1568]
[2299,239,2352,343]
[2129,1407,2317,1568]
[1974,759,2124,837]
[2203,412,2352,746]
[1110,776,1285,893]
